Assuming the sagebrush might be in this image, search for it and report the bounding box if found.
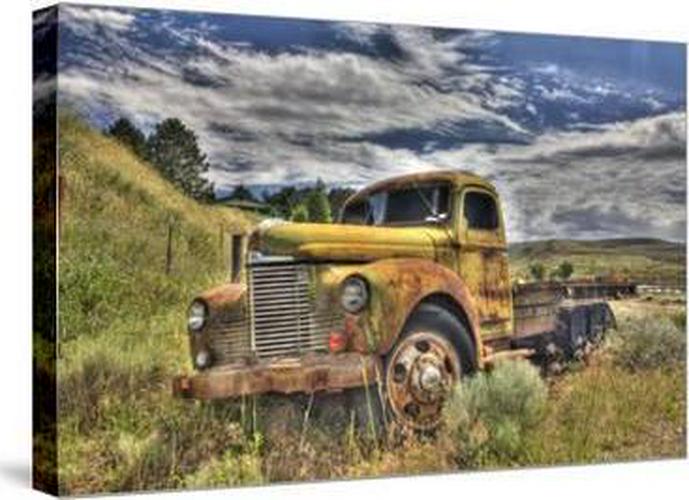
[442,360,548,467]
[608,315,686,371]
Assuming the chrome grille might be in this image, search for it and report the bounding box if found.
[249,262,334,358]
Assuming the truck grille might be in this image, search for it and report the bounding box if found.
[207,307,251,364]
[249,262,334,358]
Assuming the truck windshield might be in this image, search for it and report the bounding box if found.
[341,183,451,226]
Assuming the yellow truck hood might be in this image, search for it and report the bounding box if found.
[253,221,454,262]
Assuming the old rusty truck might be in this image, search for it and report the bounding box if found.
[173,170,615,430]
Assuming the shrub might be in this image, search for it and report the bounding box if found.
[608,315,686,372]
[443,360,547,467]
[555,261,574,280]
[529,263,546,281]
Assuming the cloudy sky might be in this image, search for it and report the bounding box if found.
[49,5,686,241]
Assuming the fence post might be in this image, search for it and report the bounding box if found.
[231,234,245,283]
[219,223,224,259]
[165,219,174,275]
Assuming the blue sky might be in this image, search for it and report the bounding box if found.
[45,4,686,241]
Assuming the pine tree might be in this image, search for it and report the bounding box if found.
[290,203,309,222]
[306,179,332,223]
[264,186,297,219]
[107,117,147,158]
[147,118,214,201]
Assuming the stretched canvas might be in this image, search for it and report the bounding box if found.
[33,3,687,496]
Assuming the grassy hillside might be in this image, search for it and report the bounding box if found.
[57,116,257,494]
[509,238,686,282]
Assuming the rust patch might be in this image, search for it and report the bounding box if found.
[198,283,245,312]
[385,331,460,430]
[347,258,483,364]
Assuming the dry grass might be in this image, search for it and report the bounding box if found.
[520,356,685,465]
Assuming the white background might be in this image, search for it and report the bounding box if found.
[2,0,688,498]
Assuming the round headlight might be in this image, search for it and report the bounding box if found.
[195,349,211,369]
[341,276,369,314]
[188,300,207,332]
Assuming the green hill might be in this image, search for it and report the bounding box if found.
[57,116,258,494]
[509,238,686,282]
[58,115,256,342]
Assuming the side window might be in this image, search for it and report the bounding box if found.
[464,191,499,230]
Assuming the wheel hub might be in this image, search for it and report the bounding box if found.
[386,332,461,430]
[419,363,442,392]
[410,355,449,403]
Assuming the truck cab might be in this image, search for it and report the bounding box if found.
[340,171,512,338]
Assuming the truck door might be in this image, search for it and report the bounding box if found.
[456,187,513,338]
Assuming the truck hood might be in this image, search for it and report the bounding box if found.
[252,220,455,262]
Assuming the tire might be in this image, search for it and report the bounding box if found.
[349,303,477,434]
[399,303,477,376]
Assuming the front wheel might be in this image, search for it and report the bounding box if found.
[385,331,461,430]
[385,303,476,431]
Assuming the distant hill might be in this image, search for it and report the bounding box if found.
[508,238,686,282]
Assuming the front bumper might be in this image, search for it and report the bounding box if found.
[172,352,382,400]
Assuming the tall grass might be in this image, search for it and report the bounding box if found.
[57,115,255,494]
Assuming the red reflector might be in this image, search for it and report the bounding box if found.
[328,330,348,353]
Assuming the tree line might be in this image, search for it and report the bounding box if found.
[106,117,214,201]
[107,116,357,222]
[227,179,356,223]
[529,261,575,282]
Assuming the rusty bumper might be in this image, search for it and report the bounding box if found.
[172,352,382,400]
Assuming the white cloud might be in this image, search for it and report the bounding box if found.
[208,112,686,242]
[336,22,382,46]
[33,75,57,105]
[642,95,665,112]
[61,6,135,33]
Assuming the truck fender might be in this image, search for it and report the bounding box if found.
[350,258,482,362]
